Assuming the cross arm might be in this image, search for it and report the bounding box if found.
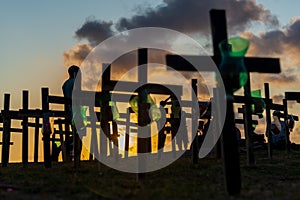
[166,55,280,73]
[285,92,300,101]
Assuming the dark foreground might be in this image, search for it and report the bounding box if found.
[1,150,300,200]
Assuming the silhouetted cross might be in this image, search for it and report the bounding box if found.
[166,9,281,195]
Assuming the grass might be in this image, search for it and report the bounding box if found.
[1,150,300,199]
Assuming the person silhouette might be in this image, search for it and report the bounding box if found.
[269,110,286,150]
[60,65,86,162]
[63,65,79,96]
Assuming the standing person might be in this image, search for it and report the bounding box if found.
[62,65,79,102]
[62,65,86,163]
[270,111,286,149]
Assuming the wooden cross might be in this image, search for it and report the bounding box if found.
[1,92,43,167]
[284,92,300,150]
[166,9,281,195]
[101,48,187,179]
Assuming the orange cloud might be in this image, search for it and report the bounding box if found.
[62,43,93,68]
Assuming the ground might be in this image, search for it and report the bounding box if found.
[1,150,300,199]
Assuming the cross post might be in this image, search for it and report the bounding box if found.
[166,9,281,195]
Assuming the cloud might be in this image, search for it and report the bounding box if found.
[242,30,285,56]
[240,18,300,91]
[284,17,300,47]
[62,43,93,67]
[243,18,300,65]
[70,0,279,48]
[116,0,278,35]
[264,73,299,86]
[250,72,299,94]
[272,94,284,104]
[65,0,281,70]
[75,18,115,46]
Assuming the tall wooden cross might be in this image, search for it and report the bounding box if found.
[166,9,281,195]
[101,49,185,179]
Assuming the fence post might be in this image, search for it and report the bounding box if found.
[124,108,131,158]
[22,90,29,168]
[243,72,255,166]
[192,79,199,164]
[42,88,52,168]
[63,103,72,162]
[57,119,66,162]
[213,88,222,159]
[112,121,119,160]
[221,94,241,195]
[51,126,58,162]
[137,48,151,180]
[34,112,40,163]
[264,83,272,159]
[89,106,98,161]
[283,99,290,151]
[2,94,11,167]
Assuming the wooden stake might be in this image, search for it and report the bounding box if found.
[34,115,40,163]
[192,79,199,164]
[264,83,273,159]
[42,88,51,168]
[22,90,29,168]
[2,94,11,167]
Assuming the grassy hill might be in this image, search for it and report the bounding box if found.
[1,150,300,199]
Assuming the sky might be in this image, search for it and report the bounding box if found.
[1,0,300,161]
